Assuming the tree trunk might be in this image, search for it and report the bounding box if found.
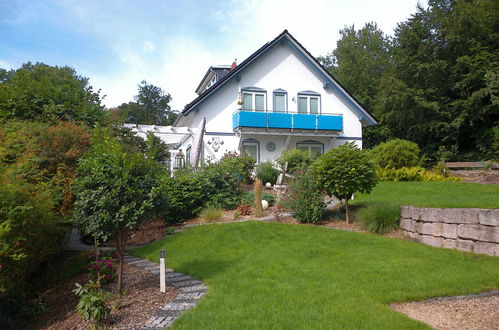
[115,229,128,296]
[345,200,350,224]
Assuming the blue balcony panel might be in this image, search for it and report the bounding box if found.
[268,112,292,129]
[233,110,342,131]
[293,114,316,130]
[238,111,267,128]
[318,115,342,130]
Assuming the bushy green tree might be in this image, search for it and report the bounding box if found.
[312,143,377,223]
[370,139,421,169]
[114,80,178,125]
[72,129,163,294]
[0,62,106,125]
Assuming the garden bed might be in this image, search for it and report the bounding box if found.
[23,263,177,330]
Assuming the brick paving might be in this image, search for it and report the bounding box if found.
[124,255,208,329]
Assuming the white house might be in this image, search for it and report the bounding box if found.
[127,30,377,169]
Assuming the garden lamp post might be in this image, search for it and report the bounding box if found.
[160,249,166,293]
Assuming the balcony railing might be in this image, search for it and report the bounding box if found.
[232,110,343,131]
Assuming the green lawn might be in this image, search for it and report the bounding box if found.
[131,221,498,329]
[353,181,499,209]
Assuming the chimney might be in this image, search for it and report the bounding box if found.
[230,59,237,71]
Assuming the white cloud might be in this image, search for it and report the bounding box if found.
[63,0,425,111]
[0,59,13,69]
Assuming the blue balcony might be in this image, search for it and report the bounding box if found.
[232,110,343,131]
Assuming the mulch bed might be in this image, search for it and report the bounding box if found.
[25,264,177,330]
[451,170,499,185]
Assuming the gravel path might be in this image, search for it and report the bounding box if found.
[391,291,499,330]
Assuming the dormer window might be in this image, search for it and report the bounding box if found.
[297,91,320,114]
[241,87,266,111]
[206,76,217,90]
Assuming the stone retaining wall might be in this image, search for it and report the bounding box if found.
[400,206,498,256]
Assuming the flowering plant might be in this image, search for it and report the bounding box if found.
[85,251,118,284]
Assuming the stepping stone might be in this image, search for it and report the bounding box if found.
[161,301,196,311]
[169,280,203,288]
[179,285,208,293]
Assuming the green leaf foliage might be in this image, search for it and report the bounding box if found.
[282,170,325,223]
[0,175,60,301]
[276,148,313,174]
[255,161,279,185]
[0,62,106,125]
[312,143,378,201]
[370,138,421,169]
[72,129,163,242]
[113,80,178,126]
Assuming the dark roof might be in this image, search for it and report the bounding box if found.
[179,30,377,125]
[194,66,231,95]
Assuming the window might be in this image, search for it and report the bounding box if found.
[206,75,217,90]
[297,92,320,114]
[241,87,266,111]
[273,89,287,112]
[297,141,323,159]
[242,139,259,163]
[186,145,191,166]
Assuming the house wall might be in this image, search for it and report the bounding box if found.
[179,41,365,162]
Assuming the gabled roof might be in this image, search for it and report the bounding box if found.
[178,30,377,126]
[194,65,231,95]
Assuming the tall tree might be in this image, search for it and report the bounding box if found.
[115,80,177,125]
[380,0,499,160]
[0,62,106,125]
[319,22,393,118]
[318,23,394,147]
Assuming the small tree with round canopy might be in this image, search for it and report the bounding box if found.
[312,142,377,223]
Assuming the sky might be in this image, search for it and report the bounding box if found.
[0,0,426,111]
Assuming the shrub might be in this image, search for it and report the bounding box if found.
[376,166,460,182]
[200,207,223,222]
[220,151,255,184]
[255,161,279,185]
[283,170,325,223]
[156,159,243,224]
[85,251,118,284]
[0,175,60,303]
[236,204,252,216]
[370,139,421,169]
[312,143,377,223]
[241,191,276,206]
[277,149,313,174]
[73,280,110,328]
[357,203,400,234]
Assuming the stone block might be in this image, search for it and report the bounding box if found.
[478,209,499,226]
[416,222,434,235]
[460,208,480,224]
[442,223,458,239]
[400,206,411,219]
[421,235,443,248]
[456,239,474,253]
[442,239,457,249]
[405,231,421,242]
[400,218,415,232]
[458,224,499,243]
[473,241,499,257]
[411,206,422,220]
[440,208,462,224]
[420,208,443,222]
[431,223,444,236]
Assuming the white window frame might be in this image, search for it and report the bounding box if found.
[296,142,324,158]
[242,139,260,163]
[242,91,267,112]
[273,92,287,113]
[297,94,320,114]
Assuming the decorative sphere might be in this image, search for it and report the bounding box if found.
[265,182,272,188]
[261,200,269,210]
